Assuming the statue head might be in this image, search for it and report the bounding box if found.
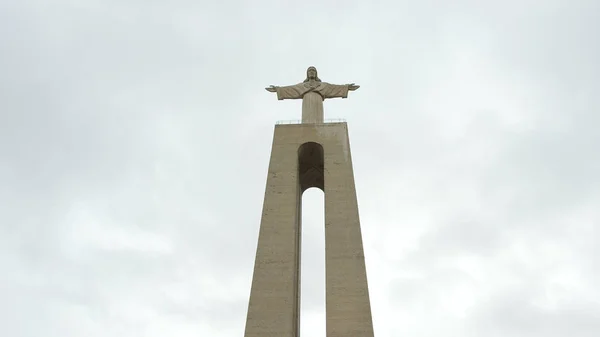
[304,66,321,82]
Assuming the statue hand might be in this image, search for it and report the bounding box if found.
[265,85,277,92]
[348,83,360,91]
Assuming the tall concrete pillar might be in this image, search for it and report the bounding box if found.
[243,122,374,337]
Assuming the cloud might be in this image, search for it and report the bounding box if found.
[1,0,599,336]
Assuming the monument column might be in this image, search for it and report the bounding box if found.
[244,66,373,337]
[244,134,302,337]
[324,124,374,337]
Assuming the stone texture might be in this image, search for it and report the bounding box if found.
[243,122,374,337]
[265,66,360,124]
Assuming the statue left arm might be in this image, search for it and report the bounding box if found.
[319,83,359,99]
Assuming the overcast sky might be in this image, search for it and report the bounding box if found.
[1,0,599,336]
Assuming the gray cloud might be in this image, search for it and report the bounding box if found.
[1,0,599,336]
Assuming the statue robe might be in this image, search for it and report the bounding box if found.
[275,81,349,123]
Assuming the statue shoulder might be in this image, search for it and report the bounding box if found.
[305,81,327,89]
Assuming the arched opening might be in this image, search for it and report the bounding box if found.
[298,142,324,193]
[298,142,325,337]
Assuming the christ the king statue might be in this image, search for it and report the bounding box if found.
[265,66,360,124]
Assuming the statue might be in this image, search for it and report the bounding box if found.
[265,66,360,124]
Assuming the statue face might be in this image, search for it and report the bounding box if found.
[307,67,317,80]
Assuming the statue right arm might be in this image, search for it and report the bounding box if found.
[275,83,305,100]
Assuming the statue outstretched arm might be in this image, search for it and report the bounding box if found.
[265,83,305,100]
[320,82,359,99]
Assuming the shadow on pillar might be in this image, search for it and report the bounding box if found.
[298,142,324,193]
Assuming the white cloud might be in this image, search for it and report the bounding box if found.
[1,0,599,336]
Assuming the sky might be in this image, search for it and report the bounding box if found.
[1,0,599,336]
